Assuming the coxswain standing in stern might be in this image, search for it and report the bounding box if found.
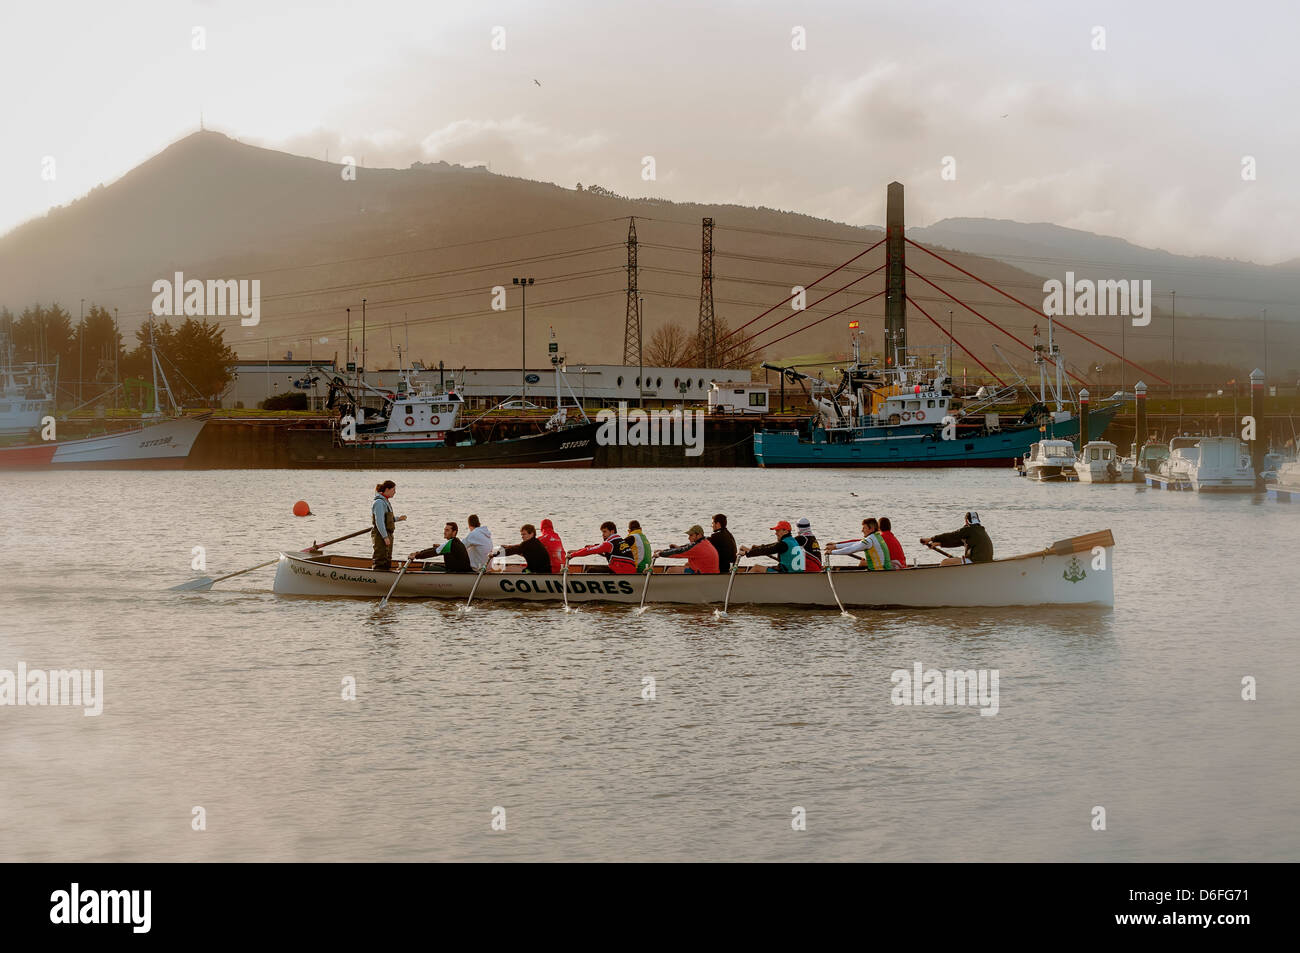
[370,480,405,571]
[739,520,807,572]
[921,511,994,566]
[567,521,638,574]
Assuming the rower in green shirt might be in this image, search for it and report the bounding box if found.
[627,520,653,572]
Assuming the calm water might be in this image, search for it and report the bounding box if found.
[1,467,1297,862]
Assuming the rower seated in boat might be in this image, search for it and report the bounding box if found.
[568,521,638,573]
[655,525,719,573]
[626,520,653,573]
[538,519,567,572]
[492,524,552,574]
[739,520,808,572]
[409,521,472,572]
[921,511,993,565]
[825,518,893,570]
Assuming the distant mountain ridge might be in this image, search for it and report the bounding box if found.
[1,132,1295,380]
[908,218,1299,320]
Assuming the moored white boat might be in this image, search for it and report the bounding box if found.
[0,413,208,469]
[1145,436,1255,492]
[1268,459,1300,502]
[272,530,1115,608]
[1074,440,1121,483]
[1021,439,1077,481]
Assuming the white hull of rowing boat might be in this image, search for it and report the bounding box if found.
[272,531,1115,608]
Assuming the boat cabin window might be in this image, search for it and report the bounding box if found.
[906,400,920,411]
[405,405,413,415]
[749,392,766,407]
[1046,444,1072,458]
[927,399,936,408]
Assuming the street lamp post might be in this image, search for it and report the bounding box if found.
[78,298,84,404]
[514,277,534,403]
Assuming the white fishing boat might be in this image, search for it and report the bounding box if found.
[1145,435,1255,492]
[0,333,56,436]
[0,323,207,469]
[272,529,1115,608]
[1074,440,1121,483]
[1267,459,1300,502]
[1021,439,1077,481]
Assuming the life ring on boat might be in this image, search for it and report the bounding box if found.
[404,416,415,427]
[901,411,911,421]
[916,410,926,421]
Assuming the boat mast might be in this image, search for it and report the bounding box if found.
[1050,314,1063,413]
[149,318,160,415]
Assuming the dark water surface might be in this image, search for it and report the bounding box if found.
[1,468,1296,861]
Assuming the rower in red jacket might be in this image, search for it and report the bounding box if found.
[538,518,567,573]
[567,521,638,573]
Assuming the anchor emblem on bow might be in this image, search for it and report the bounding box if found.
[1063,556,1087,583]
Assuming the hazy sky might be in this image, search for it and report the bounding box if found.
[4,0,1297,262]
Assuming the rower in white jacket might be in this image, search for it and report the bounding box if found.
[463,514,494,570]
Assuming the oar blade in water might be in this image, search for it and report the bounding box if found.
[168,576,215,592]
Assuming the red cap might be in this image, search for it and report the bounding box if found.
[770,520,792,532]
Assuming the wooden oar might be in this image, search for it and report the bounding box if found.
[169,524,375,591]
[713,560,741,617]
[378,558,412,608]
[459,561,491,612]
[824,559,854,618]
[922,540,956,559]
[634,558,657,615]
[561,560,575,613]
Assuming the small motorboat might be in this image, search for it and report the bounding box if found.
[1074,440,1121,483]
[1145,436,1255,492]
[1021,439,1077,481]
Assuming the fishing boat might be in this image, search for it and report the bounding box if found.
[1266,458,1300,502]
[0,332,56,436]
[272,529,1115,608]
[0,325,207,469]
[753,324,1118,468]
[286,356,599,468]
[1074,440,1121,483]
[1145,435,1255,492]
[1020,439,1077,481]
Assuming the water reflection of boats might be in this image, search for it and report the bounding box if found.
[273,530,1115,608]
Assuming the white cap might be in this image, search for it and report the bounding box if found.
[966,511,981,525]
[796,517,811,531]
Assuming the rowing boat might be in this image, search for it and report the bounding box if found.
[271,530,1115,608]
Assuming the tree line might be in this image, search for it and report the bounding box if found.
[0,303,236,405]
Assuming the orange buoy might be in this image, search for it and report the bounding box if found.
[293,500,312,517]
